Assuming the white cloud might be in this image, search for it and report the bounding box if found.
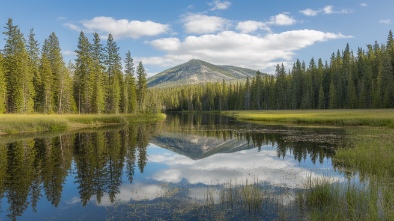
[300,8,320,16]
[64,16,169,39]
[300,5,352,16]
[379,19,391,24]
[143,30,351,72]
[209,0,231,11]
[360,3,367,7]
[62,50,77,56]
[151,38,181,51]
[268,13,296,26]
[236,20,271,33]
[182,14,229,34]
[323,5,334,14]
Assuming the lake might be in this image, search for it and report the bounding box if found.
[0,113,349,220]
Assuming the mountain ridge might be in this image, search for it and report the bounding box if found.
[147,59,259,88]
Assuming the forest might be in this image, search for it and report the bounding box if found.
[154,31,394,111]
[1,18,393,114]
[0,18,153,114]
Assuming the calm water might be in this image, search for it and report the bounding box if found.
[0,113,347,220]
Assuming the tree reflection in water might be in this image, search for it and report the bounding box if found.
[0,123,158,220]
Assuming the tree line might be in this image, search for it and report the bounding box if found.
[0,18,151,114]
[154,31,394,111]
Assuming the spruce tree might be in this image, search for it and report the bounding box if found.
[27,29,41,112]
[105,34,122,113]
[124,50,137,113]
[91,33,105,113]
[74,31,93,113]
[136,61,147,111]
[0,53,6,113]
[3,18,34,113]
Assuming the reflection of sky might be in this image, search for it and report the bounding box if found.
[1,136,342,221]
[148,144,341,188]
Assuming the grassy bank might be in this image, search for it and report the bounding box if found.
[0,113,166,135]
[222,109,394,128]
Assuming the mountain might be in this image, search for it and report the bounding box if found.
[151,132,253,160]
[147,59,258,88]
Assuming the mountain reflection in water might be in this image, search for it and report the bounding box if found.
[0,113,345,220]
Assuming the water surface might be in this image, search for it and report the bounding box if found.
[0,113,346,220]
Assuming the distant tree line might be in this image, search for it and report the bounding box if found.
[154,31,394,111]
[0,18,152,114]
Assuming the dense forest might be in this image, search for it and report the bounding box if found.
[0,18,154,114]
[154,31,394,111]
[1,18,393,114]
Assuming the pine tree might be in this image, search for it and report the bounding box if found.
[46,33,70,113]
[105,34,122,113]
[0,53,6,113]
[74,31,93,113]
[3,18,34,113]
[136,61,147,111]
[26,29,41,112]
[124,50,137,113]
[38,53,53,113]
[91,33,105,113]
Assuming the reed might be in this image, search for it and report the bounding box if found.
[298,176,394,221]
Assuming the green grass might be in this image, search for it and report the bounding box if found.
[333,127,394,178]
[298,176,394,221]
[0,113,166,135]
[222,109,394,128]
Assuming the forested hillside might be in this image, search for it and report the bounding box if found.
[0,19,155,114]
[154,31,394,111]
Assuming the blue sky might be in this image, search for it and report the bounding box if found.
[0,0,393,76]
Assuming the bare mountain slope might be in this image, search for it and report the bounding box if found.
[147,59,258,88]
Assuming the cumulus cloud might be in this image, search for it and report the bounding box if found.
[379,19,391,24]
[64,16,169,39]
[268,13,296,26]
[360,3,367,7]
[209,0,231,10]
[236,20,271,33]
[300,8,320,16]
[182,14,229,34]
[142,30,351,71]
[300,5,352,16]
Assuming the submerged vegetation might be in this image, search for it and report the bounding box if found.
[0,113,165,135]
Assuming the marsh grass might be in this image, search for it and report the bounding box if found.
[0,113,166,135]
[223,109,394,128]
[298,176,394,221]
[333,127,394,178]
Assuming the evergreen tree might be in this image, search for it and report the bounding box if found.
[91,33,105,113]
[74,31,93,113]
[0,53,5,113]
[26,29,41,112]
[3,18,34,113]
[104,34,122,113]
[136,61,147,111]
[38,53,53,113]
[124,50,137,113]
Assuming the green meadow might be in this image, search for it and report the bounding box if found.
[223,109,394,128]
[0,113,166,135]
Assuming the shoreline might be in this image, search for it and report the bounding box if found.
[0,113,166,135]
